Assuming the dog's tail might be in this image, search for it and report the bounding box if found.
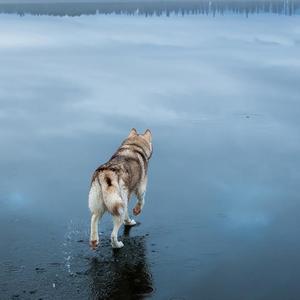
[88,173,102,213]
[90,172,124,217]
[101,174,124,216]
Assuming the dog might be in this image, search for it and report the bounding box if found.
[88,128,153,249]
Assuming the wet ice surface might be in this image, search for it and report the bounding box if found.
[0,12,300,300]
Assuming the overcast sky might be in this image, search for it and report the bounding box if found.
[0,0,155,3]
[0,0,178,3]
[0,0,264,3]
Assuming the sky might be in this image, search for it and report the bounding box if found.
[0,0,296,3]
[0,0,182,3]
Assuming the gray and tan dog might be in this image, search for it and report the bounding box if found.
[88,128,153,249]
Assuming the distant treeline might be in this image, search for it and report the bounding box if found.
[0,0,299,16]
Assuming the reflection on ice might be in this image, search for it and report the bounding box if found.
[0,0,299,17]
[88,235,153,299]
[0,10,300,300]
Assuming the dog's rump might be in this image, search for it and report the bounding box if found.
[89,169,124,216]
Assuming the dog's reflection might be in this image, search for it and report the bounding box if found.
[88,226,153,300]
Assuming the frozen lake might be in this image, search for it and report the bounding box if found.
[0,8,300,300]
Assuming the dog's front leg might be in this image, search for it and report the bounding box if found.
[133,179,147,216]
[133,191,145,216]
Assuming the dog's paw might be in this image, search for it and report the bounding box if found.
[133,206,141,216]
[124,219,137,226]
[90,240,99,250]
[111,241,124,249]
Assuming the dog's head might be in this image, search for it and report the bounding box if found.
[127,128,153,160]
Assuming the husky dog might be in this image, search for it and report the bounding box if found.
[88,128,153,249]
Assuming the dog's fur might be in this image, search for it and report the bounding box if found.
[88,128,153,249]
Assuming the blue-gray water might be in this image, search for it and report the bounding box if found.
[0,6,300,300]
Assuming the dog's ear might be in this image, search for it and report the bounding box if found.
[128,128,138,138]
[143,129,152,143]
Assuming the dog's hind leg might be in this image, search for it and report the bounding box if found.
[119,187,136,226]
[89,180,105,249]
[90,208,104,249]
[111,215,124,248]
[124,201,137,226]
